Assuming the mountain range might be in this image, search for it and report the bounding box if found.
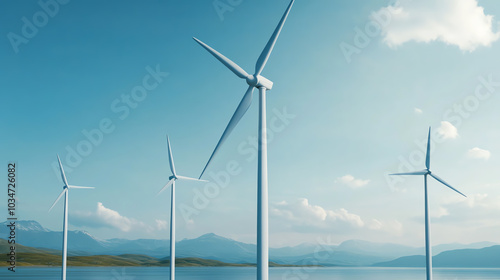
[374,245,500,268]
[1,220,498,267]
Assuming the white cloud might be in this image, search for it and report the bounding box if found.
[437,121,458,139]
[271,199,403,236]
[436,193,500,223]
[73,202,149,232]
[368,219,383,230]
[374,0,500,51]
[95,202,135,231]
[429,193,500,244]
[337,174,370,188]
[414,108,423,114]
[457,193,499,210]
[155,219,168,231]
[327,208,365,227]
[432,207,450,218]
[271,198,364,230]
[467,147,491,160]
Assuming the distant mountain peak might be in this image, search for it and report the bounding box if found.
[201,233,217,237]
[340,239,370,245]
[74,230,91,235]
[73,230,103,241]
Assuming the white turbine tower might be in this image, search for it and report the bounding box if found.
[193,1,294,279]
[49,155,94,280]
[390,127,466,280]
[157,136,206,280]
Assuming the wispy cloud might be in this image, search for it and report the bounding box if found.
[271,198,406,240]
[337,174,370,188]
[374,0,500,51]
[467,147,491,160]
[435,193,500,225]
[438,121,458,139]
[155,219,168,231]
[270,198,402,237]
[414,108,423,114]
[271,199,364,231]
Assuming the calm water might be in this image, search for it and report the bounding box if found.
[2,267,499,279]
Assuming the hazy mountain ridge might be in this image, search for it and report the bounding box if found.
[1,220,498,266]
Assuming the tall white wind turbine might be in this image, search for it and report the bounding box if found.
[49,155,94,280]
[193,1,294,279]
[390,127,466,280]
[157,136,206,280]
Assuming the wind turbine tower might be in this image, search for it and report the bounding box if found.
[49,155,94,280]
[157,136,206,280]
[193,1,295,279]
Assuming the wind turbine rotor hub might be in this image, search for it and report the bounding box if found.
[246,75,273,90]
[169,175,176,180]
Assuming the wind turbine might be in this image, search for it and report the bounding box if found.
[193,1,294,279]
[157,136,206,280]
[390,127,466,280]
[49,155,94,280]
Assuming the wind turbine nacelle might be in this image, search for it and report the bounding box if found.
[246,75,273,90]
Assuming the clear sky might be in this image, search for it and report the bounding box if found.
[2,0,500,248]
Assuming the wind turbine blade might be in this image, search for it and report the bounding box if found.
[68,185,94,189]
[193,37,249,79]
[429,173,467,197]
[390,170,428,176]
[157,178,175,196]
[199,85,255,179]
[167,136,177,177]
[176,175,208,182]
[57,154,69,186]
[254,0,295,76]
[49,189,67,212]
[426,127,431,170]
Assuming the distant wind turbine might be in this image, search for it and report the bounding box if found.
[49,155,94,280]
[193,1,295,279]
[157,136,206,280]
[390,127,466,280]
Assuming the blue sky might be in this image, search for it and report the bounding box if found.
[2,0,500,248]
